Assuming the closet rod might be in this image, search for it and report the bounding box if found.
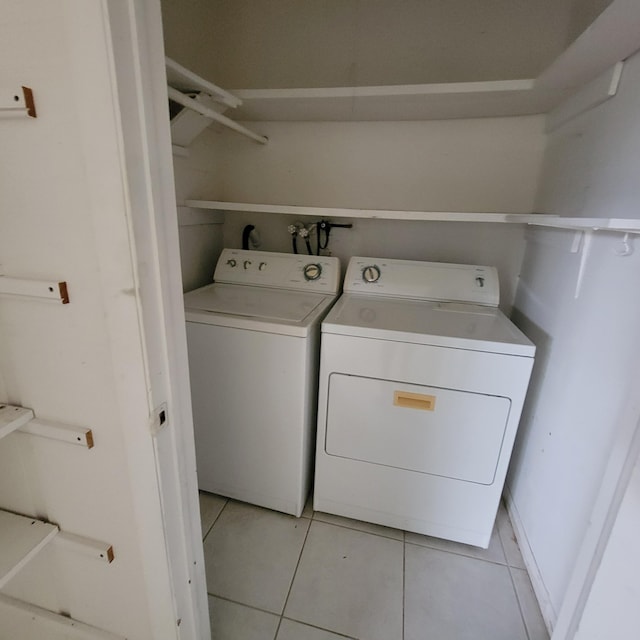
[167,87,267,145]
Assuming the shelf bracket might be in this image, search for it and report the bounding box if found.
[0,276,69,303]
[55,532,114,563]
[0,404,34,439]
[1,404,93,448]
[1,86,36,119]
[574,230,593,299]
[614,232,634,257]
[18,418,94,449]
[167,87,267,145]
[0,511,59,588]
[0,594,126,639]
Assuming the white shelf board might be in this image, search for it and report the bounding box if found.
[0,511,58,588]
[231,80,570,122]
[185,200,551,224]
[527,217,640,234]
[186,201,640,233]
[0,404,34,440]
[173,4,637,124]
[535,0,640,91]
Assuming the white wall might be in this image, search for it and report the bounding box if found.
[507,48,640,632]
[213,117,545,213]
[0,2,181,637]
[574,449,640,639]
[172,130,226,291]
[508,228,640,624]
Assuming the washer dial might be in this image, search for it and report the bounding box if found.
[303,263,322,281]
[362,265,381,283]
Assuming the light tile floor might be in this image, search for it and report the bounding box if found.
[199,492,549,640]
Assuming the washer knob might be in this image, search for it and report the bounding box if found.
[475,276,485,287]
[243,260,252,270]
[259,262,267,271]
[226,259,237,267]
[362,265,381,283]
[303,263,322,281]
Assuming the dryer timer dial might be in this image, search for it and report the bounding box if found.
[303,263,322,281]
[362,265,381,283]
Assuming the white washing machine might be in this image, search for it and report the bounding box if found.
[184,249,341,517]
[314,257,535,547]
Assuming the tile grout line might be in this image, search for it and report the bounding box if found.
[201,496,229,542]
[206,592,282,618]
[496,509,532,640]
[402,531,406,640]
[507,564,533,640]
[280,616,359,639]
[273,515,314,639]
[404,539,510,568]
[312,509,406,542]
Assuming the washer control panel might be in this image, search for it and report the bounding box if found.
[214,249,341,293]
[344,256,499,306]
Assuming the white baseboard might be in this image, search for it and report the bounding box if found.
[504,486,557,634]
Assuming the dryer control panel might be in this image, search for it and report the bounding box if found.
[343,257,499,306]
[214,249,341,294]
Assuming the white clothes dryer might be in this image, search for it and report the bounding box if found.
[184,249,341,517]
[314,257,535,547]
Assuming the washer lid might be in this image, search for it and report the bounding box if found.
[184,283,331,322]
[322,294,535,356]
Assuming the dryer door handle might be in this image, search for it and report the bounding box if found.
[393,390,436,412]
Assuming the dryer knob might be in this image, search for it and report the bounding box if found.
[243,260,252,270]
[303,263,322,281]
[362,265,381,283]
[226,259,237,267]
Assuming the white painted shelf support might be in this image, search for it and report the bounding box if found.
[18,418,94,448]
[167,87,267,145]
[0,594,126,640]
[1,86,36,119]
[165,57,267,145]
[0,511,58,588]
[0,404,34,439]
[0,276,69,303]
[1,404,93,448]
[1,403,112,598]
[55,532,114,563]
[165,57,240,108]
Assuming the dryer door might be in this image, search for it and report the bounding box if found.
[325,374,511,485]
